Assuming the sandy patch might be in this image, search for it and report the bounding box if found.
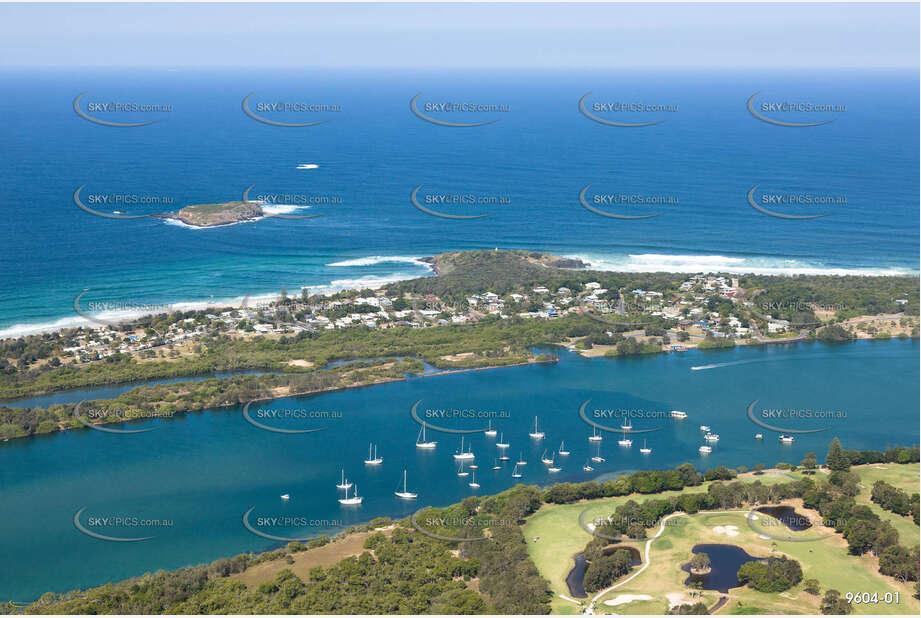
[440,352,475,361]
[604,594,653,607]
[712,525,740,536]
[666,593,694,608]
[287,359,314,368]
[749,514,759,521]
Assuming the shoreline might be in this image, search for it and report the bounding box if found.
[2,252,918,340]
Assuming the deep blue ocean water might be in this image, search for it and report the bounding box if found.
[0,68,918,335]
[0,340,917,600]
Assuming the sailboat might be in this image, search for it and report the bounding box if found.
[591,442,605,463]
[540,449,554,464]
[559,441,570,456]
[468,470,480,489]
[582,460,594,472]
[492,458,502,470]
[589,426,603,442]
[280,493,290,501]
[511,463,522,478]
[394,470,418,499]
[338,485,363,505]
[548,452,561,473]
[529,416,545,439]
[484,420,497,437]
[453,436,475,460]
[415,424,437,449]
[516,452,527,466]
[336,469,353,490]
[457,461,469,477]
[498,449,510,461]
[640,439,652,455]
[621,420,633,431]
[364,443,383,465]
[617,429,633,447]
[496,432,510,449]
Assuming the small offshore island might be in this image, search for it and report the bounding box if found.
[154,200,264,227]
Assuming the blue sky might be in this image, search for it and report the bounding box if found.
[0,2,917,68]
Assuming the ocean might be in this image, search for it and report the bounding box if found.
[0,68,918,336]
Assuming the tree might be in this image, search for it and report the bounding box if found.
[826,438,850,471]
[583,549,634,592]
[689,552,711,573]
[820,589,853,615]
[800,452,817,472]
[803,578,821,595]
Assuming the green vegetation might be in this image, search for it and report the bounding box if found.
[737,556,803,592]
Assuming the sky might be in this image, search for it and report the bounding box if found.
[0,2,918,69]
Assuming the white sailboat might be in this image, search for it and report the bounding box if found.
[540,449,554,465]
[621,420,633,431]
[529,416,545,439]
[700,425,711,432]
[336,469,353,490]
[516,452,527,466]
[779,434,795,443]
[582,460,594,472]
[364,443,383,465]
[591,442,605,463]
[338,485,363,505]
[548,452,561,473]
[394,470,418,499]
[492,458,502,470]
[280,493,290,501]
[496,432,510,449]
[704,432,720,442]
[698,445,712,454]
[415,424,437,449]
[588,426,602,442]
[617,429,632,447]
[457,461,469,477]
[640,439,652,455]
[453,436,475,460]
[468,470,480,489]
[469,464,478,470]
[670,410,687,419]
[558,441,570,456]
[755,433,764,440]
[484,420,497,437]
[511,463,522,478]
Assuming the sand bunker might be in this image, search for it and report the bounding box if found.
[604,594,653,607]
[666,592,694,608]
[712,524,740,536]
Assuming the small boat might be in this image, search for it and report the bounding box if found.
[468,470,480,489]
[621,420,633,431]
[364,443,383,465]
[558,441,570,456]
[394,470,418,499]
[492,458,501,470]
[583,460,594,472]
[469,464,478,470]
[280,493,290,501]
[511,463,522,478]
[755,433,763,440]
[499,454,510,461]
[496,432,510,449]
[336,469,352,490]
[540,449,554,465]
[112,210,124,215]
[779,434,795,443]
[453,436,475,460]
[457,461,469,477]
[484,420,497,437]
[704,433,720,442]
[415,424,437,449]
[640,439,652,455]
[338,485,363,505]
[529,416,545,439]
[700,425,711,432]
[296,163,319,170]
[670,410,688,419]
[516,452,527,466]
[591,455,606,463]
[617,429,632,447]
[588,426,603,442]
[548,465,561,473]
[699,445,712,454]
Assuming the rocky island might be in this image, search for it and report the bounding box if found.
[158,201,263,227]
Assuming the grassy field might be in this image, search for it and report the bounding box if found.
[231,529,384,586]
[522,467,919,615]
[854,464,920,548]
[520,473,791,614]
